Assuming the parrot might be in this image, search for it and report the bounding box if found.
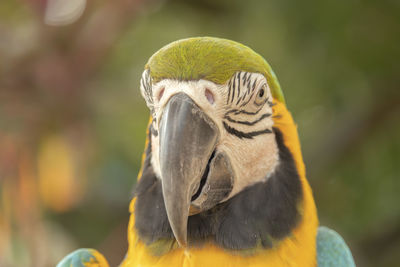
[57,37,355,267]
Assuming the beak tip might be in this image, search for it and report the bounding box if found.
[160,93,219,251]
[174,232,188,248]
[177,238,188,248]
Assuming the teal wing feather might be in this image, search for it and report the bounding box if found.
[317,226,356,267]
[56,248,108,267]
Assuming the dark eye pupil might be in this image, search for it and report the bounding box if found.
[258,89,264,98]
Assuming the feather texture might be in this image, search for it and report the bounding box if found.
[317,226,356,267]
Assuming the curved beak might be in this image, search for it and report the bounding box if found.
[158,93,219,247]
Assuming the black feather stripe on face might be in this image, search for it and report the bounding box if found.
[222,122,272,139]
[140,69,155,114]
[224,112,272,126]
[134,126,303,254]
[227,72,258,107]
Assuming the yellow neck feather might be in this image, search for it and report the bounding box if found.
[122,102,318,267]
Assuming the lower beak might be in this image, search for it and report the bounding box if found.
[158,93,219,247]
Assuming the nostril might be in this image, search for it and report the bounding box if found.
[205,88,215,104]
[157,87,165,101]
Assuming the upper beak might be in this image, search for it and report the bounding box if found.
[158,93,219,247]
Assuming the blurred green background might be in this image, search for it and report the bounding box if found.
[0,0,399,266]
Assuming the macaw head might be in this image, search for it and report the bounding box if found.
[139,37,288,247]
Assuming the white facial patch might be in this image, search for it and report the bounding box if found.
[140,71,279,200]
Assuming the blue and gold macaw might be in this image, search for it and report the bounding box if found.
[57,37,355,267]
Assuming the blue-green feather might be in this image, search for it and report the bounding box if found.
[56,248,97,267]
[317,226,356,267]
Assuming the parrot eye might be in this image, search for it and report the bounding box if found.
[205,88,215,104]
[254,84,268,106]
[157,87,165,101]
[258,89,265,98]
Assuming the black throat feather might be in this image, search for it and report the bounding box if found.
[134,127,303,254]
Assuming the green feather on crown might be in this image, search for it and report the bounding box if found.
[146,37,285,103]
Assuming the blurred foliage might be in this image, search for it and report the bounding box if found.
[0,0,399,266]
